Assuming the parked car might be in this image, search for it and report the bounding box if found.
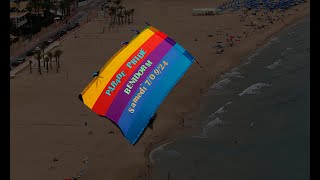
[74,22,80,27]
[16,56,26,63]
[11,61,21,67]
[60,29,67,36]
[52,33,60,41]
[44,38,53,46]
[67,24,74,31]
[69,22,80,30]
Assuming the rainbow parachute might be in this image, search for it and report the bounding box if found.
[79,26,194,144]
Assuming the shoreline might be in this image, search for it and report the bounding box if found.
[144,8,310,179]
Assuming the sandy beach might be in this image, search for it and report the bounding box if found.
[10,0,310,179]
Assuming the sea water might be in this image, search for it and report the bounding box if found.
[150,16,310,180]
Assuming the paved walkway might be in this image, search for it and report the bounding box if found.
[10,41,61,78]
[10,2,102,79]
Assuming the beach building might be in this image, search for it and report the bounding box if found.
[10,11,28,28]
[10,0,29,11]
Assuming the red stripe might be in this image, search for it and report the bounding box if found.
[92,33,167,116]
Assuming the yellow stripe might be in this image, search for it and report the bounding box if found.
[82,28,155,109]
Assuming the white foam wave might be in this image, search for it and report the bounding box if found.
[215,106,225,114]
[192,117,225,139]
[208,101,232,118]
[210,78,231,89]
[248,52,260,60]
[221,71,244,79]
[271,36,280,41]
[239,83,271,96]
[266,59,282,69]
[205,117,224,128]
[149,140,175,164]
[192,129,208,139]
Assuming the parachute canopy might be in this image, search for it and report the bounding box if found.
[79,26,195,144]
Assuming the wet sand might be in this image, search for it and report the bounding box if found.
[10,0,310,179]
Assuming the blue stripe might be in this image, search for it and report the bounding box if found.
[117,44,193,144]
[165,37,176,46]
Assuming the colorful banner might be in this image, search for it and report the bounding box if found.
[80,26,195,144]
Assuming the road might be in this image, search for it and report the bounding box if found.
[10,0,106,64]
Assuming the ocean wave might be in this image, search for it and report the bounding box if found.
[192,130,208,139]
[239,83,271,96]
[248,52,260,60]
[205,117,224,128]
[266,59,282,69]
[150,140,175,164]
[210,78,231,89]
[220,71,244,79]
[208,101,232,118]
[271,36,280,42]
[192,117,225,139]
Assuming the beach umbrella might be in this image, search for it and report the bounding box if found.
[79,25,195,145]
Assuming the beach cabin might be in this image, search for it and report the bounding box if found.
[192,8,218,16]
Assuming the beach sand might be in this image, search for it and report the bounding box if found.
[10,0,310,179]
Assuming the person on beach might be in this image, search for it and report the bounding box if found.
[216,48,224,54]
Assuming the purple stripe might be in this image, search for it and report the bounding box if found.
[166,37,176,46]
[105,38,174,122]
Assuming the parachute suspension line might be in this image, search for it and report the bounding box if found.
[121,41,129,45]
[131,28,140,35]
[194,60,203,69]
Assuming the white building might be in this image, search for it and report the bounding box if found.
[10,11,28,28]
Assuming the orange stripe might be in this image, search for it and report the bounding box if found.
[92,33,166,115]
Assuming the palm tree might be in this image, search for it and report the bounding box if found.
[34,51,42,75]
[42,0,54,18]
[35,0,42,23]
[59,0,66,18]
[29,60,32,74]
[53,49,63,73]
[41,44,46,67]
[108,6,117,31]
[129,9,135,23]
[44,56,49,73]
[124,9,129,23]
[113,0,122,21]
[117,6,124,25]
[65,0,71,16]
[47,51,53,70]
[117,12,122,26]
